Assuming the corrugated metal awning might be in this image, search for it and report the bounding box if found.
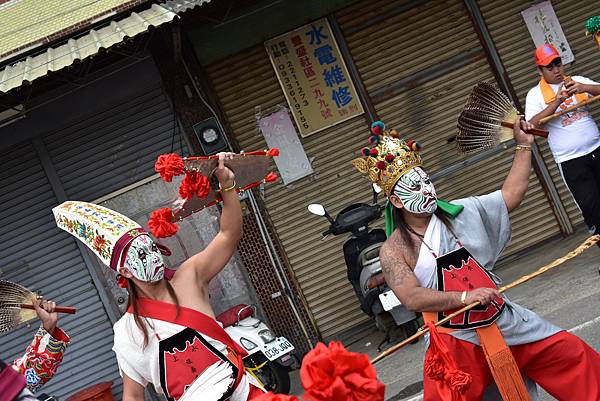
[0,0,211,94]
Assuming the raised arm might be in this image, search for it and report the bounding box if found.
[379,235,499,312]
[12,299,70,392]
[501,118,535,212]
[181,152,243,284]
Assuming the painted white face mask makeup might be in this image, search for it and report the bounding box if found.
[393,167,437,215]
[124,234,165,282]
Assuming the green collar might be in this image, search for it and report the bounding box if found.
[384,199,464,237]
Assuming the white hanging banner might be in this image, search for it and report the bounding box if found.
[521,1,574,64]
[259,109,313,185]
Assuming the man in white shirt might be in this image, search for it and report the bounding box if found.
[525,43,600,239]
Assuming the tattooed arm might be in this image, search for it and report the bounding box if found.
[379,232,499,311]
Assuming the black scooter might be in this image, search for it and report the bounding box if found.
[308,184,419,349]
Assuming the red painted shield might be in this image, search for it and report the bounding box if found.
[436,247,505,329]
[159,328,237,401]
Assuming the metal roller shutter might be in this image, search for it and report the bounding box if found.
[0,142,122,399]
[338,0,561,255]
[43,85,185,201]
[478,0,600,228]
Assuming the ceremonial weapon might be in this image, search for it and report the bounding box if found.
[370,234,600,364]
[0,280,77,333]
[456,82,548,154]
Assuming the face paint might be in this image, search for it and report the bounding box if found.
[393,167,437,215]
[124,234,165,282]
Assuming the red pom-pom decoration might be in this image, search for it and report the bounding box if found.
[385,153,395,163]
[265,172,279,182]
[369,148,379,156]
[370,121,385,135]
[376,160,386,170]
[179,171,211,200]
[267,148,280,157]
[148,208,178,238]
[155,153,184,182]
[361,147,371,157]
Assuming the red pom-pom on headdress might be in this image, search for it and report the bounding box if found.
[376,160,386,170]
[369,148,379,157]
[267,148,280,157]
[155,153,184,182]
[385,153,395,163]
[148,208,178,238]
[361,147,371,157]
[406,139,422,151]
[179,171,210,200]
[370,121,385,135]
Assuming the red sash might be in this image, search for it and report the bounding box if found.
[128,298,248,399]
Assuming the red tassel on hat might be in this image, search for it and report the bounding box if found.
[148,208,178,238]
[116,274,129,289]
[155,153,184,182]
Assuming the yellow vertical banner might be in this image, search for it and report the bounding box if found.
[265,18,364,137]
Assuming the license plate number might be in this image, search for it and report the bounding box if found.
[379,290,401,311]
[263,337,295,361]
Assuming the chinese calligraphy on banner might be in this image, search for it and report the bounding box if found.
[265,18,364,137]
[522,1,574,64]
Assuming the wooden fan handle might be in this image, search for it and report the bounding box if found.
[539,94,600,124]
[21,304,77,314]
[500,121,549,138]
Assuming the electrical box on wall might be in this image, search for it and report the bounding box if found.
[192,117,229,155]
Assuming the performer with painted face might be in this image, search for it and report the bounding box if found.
[353,121,600,400]
[53,153,265,401]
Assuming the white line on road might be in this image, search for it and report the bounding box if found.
[567,315,600,333]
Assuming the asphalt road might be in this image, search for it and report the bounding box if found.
[349,228,600,401]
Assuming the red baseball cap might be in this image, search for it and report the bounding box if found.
[534,44,561,66]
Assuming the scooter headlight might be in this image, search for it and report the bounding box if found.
[240,337,258,351]
[258,329,276,343]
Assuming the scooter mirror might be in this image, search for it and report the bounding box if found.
[372,183,382,194]
[308,204,326,216]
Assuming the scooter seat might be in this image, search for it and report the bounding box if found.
[216,304,253,327]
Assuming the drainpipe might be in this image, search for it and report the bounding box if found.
[463,0,573,236]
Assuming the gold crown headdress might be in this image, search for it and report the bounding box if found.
[352,121,423,196]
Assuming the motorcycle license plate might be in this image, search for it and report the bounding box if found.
[379,290,401,311]
[263,337,295,361]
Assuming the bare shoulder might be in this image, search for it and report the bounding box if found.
[380,230,407,266]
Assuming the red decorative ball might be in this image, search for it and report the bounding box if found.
[371,125,382,135]
[385,153,395,163]
[148,208,178,238]
[179,171,211,200]
[369,148,379,156]
[361,147,370,156]
[267,148,280,157]
[155,153,184,182]
[376,160,386,170]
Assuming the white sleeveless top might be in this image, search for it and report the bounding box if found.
[413,213,442,287]
[112,314,257,401]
